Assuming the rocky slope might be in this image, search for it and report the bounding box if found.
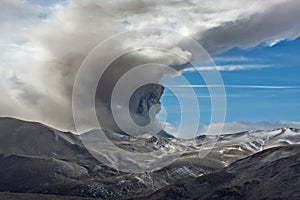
[0,117,299,199]
[144,145,300,200]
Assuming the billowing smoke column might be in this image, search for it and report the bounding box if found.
[95,51,184,135]
[2,0,299,133]
[72,28,226,172]
[130,83,164,126]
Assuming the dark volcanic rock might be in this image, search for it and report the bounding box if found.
[143,145,300,200]
[1,117,300,199]
[0,118,216,199]
[0,117,85,157]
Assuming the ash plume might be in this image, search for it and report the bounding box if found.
[1,0,300,133]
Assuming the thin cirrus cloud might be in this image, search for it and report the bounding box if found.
[169,85,300,89]
[183,64,271,72]
[212,56,250,62]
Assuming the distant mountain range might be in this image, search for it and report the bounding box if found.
[0,117,299,200]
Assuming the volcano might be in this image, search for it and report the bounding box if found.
[0,117,299,199]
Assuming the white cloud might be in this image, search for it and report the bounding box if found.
[0,0,300,131]
[213,56,250,63]
[163,122,177,135]
[167,85,300,89]
[225,85,300,89]
[183,64,271,72]
[197,0,300,53]
[199,121,300,135]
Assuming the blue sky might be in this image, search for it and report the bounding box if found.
[1,0,300,135]
[160,37,300,134]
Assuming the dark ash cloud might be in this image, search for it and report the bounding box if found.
[0,0,300,132]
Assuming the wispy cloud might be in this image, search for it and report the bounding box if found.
[198,121,300,135]
[167,85,300,89]
[226,85,300,89]
[162,93,254,98]
[183,64,271,72]
[213,56,250,63]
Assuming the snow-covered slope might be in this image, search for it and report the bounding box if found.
[0,117,300,199]
[145,144,300,200]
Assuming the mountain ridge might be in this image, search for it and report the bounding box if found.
[0,117,300,199]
